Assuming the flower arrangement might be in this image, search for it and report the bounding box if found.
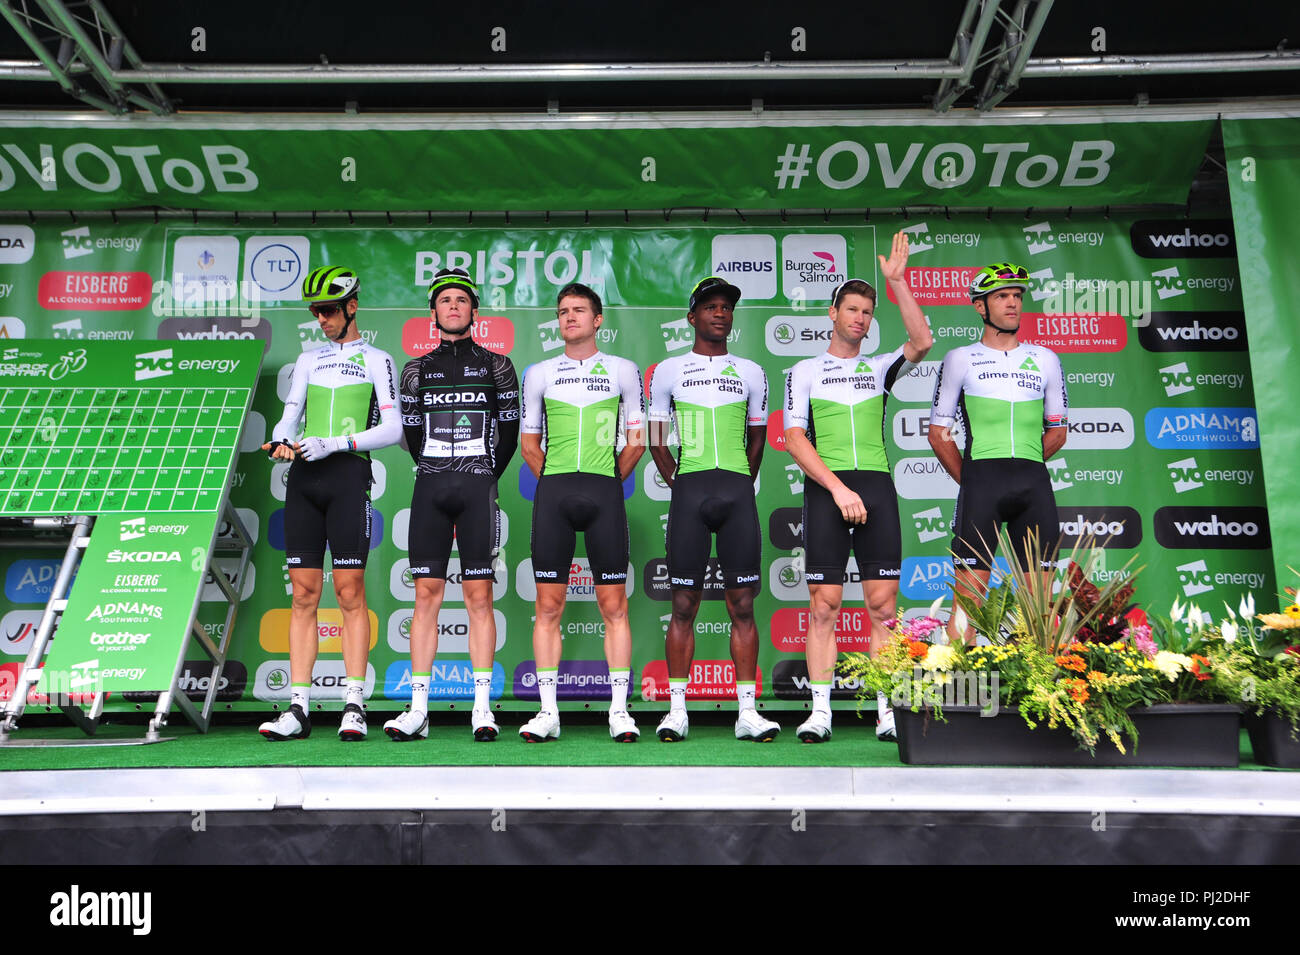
[1207,573,1300,738]
[840,527,1234,755]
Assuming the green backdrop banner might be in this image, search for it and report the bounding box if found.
[0,117,1214,211]
[1222,114,1300,597]
[0,215,1268,711]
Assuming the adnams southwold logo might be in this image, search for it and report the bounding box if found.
[711,234,776,300]
[1166,457,1256,494]
[1144,407,1258,450]
[782,234,847,301]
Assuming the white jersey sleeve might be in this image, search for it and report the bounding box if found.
[1041,348,1069,428]
[743,358,768,426]
[929,346,969,431]
[272,352,311,443]
[784,358,813,432]
[647,357,677,423]
[350,347,402,452]
[520,361,547,434]
[616,357,646,433]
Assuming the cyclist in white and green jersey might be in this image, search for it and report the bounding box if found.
[784,231,932,742]
[648,276,778,743]
[929,261,1068,644]
[258,266,401,742]
[519,282,645,743]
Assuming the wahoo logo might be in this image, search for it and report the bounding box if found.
[119,517,146,541]
[767,506,803,550]
[1058,507,1142,548]
[61,226,94,260]
[660,318,693,353]
[1138,312,1247,352]
[1154,506,1270,550]
[1168,457,1203,493]
[1019,355,1039,372]
[1159,362,1195,397]
[1177,559,1215,597]
[912,507,948,544]
[133,348,173,381]
[1130,219,1235,258]
[1023,221,1056,255]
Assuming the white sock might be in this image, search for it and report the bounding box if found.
[811,681,832,714]
[736,680,756,712]
[344,678,365,709]
[877,690,892,714]
[291,684,310,712]
[609,668,630,712]
[669,679,688,713]
[473,669,492,711]
[409,672,429,713]
[537,668,558,713]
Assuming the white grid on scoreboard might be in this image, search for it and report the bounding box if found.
[0,385,251,515]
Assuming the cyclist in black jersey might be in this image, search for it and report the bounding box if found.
[386,268,520,742]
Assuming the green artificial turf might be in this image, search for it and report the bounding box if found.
[0,720,1282,772]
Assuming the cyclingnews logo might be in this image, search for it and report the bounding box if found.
[513,660,625,700]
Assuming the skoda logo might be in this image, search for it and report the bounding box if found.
[774,323,795,345]
[779,566,800,588]
[399,616,412,638]
[267,668,288,690]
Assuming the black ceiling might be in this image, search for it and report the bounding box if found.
[2,0,1298,114]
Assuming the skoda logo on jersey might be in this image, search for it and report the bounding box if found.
[244,235,310,301]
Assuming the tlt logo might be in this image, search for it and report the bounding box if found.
[1168,457,1203,493]
[660,318,693,353]
[120,517,147,542]
[61,226,93,260]
[1177,559,1214,597]
[1046,458,1071,491]
[1023,221,1056,255]
[1151,266,1186,300]
[912,507,948,544]
[1159,361,1195,397]
[536,318,565,352]
[134,348,174,381]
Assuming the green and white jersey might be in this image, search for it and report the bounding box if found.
[648,352,768,476]
[521,351,645,477]
[784,345,915,473]
[273,339,401,454]
[930,342,1068,462]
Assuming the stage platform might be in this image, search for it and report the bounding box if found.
[1,715,1297,864]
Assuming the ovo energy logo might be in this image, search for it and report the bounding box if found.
[1177,559,1214,598]
[134,348,173,380]
[61,226,94,260]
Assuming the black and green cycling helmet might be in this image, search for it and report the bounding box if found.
[427,267,480,311]
[968,262,1029,302]
[302,265,360,305]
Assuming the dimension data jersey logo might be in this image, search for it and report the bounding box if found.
[1153,506,1271,550]
[1129,219,1236,258]
[1138,311,1248,352]
[1144,407,1258,449]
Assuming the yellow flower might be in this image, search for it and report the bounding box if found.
[921,645,958,672]
[1259,613,1300,630]
[1153,651,1192,681]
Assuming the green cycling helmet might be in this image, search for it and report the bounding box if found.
[969,262,1029,301]
[302,266,360,305]
[427,268,480,310]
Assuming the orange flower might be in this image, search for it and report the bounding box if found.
[1190,654,1212,682]
[906,641,929,659]
[1066,678,1090,704]
[1086,670,1106,682]
[1055,655,1087,672]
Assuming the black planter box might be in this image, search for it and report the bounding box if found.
[894,703,1241,767]
[1244,710,1300,768]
